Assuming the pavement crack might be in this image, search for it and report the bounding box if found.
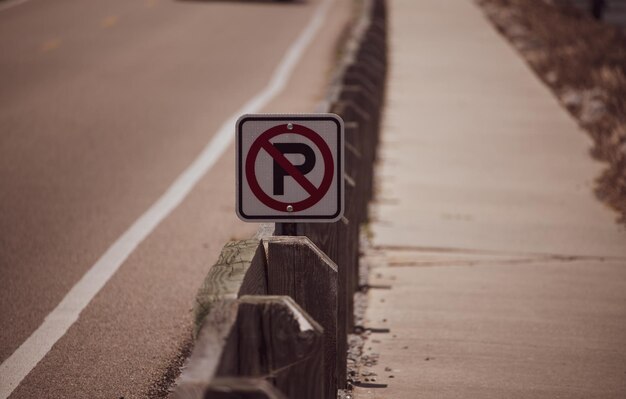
[387,257,541,268]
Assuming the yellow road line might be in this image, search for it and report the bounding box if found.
[40,38,62,52]
[101,15,119,28]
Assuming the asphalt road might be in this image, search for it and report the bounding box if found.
[0,0,351,397]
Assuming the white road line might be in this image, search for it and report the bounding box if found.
[0,0,334,396]
[0,0,29,12]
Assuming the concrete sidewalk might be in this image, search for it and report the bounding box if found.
[354,0,626,398]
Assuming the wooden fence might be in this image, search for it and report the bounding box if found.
[173,0,387,397]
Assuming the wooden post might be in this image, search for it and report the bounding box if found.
[174,294,324,399]
[173,300,240,399]
[331,100,376,211]
[232,296,324,399]
[341,180,358,331]
[295,217,354,389]
[263,236,339,399]
[275,223,298,237]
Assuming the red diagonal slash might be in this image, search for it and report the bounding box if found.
[260,140,318,196]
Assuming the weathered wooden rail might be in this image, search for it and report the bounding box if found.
[173,0,387,397]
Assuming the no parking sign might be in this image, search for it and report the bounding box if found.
[236,114,344,222]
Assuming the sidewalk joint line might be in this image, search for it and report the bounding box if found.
[372,244,626,262]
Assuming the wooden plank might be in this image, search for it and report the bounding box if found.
[174,239,267,399]
[173,300,239,399]
[239,244,269,297]
[291,220,347,359]
[263,236,340,398]
[193,239,267,336]
[175,294,324,399]
[339,86,379,124]
[297,222,339,266]
[232,296,324,399]
[331,101,376,210]
[341,71,379,106]
[343,121,367,224]
[346,62,385,97]
[342,180,359,331]
[334,97,375,221]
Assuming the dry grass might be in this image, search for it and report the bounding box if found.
[477,0,626,223]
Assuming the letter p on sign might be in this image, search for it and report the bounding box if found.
[236,114,344,222]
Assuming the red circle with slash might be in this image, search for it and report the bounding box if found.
[245,124,334,212]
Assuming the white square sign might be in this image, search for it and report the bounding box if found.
[236,114,344,222]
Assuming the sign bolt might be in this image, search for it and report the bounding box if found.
[287,123,293,130]
[286,205,294,212]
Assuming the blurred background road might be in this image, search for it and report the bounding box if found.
[567,0,626,29]
[0,0,351,397]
